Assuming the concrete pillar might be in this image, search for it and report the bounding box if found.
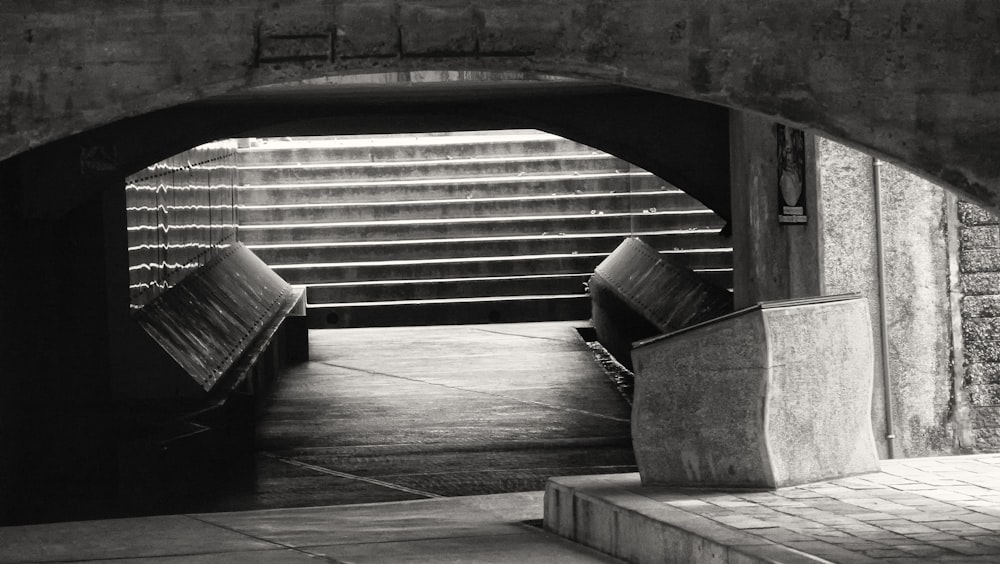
[732,118,960,458]
[729,111,822,309]
[818,137,955,458]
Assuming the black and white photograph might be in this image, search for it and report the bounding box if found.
[1,2,999,562]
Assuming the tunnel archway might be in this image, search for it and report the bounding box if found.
[3,2,1000,212]
[3,1,1000,527]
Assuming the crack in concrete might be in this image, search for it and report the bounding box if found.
[319,361,630,423]
[183,512,352,563]
[263,452,442,499]
[470,326,579,344]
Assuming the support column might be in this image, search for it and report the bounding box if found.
[730,110,823,309]
[731,112,957,458]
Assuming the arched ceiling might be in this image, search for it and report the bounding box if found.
[2,1,999,212]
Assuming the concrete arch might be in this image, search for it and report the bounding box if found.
[2,1,999,211]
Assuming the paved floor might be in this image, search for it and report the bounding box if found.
[548,454,1000,563]
[156,321,634,514]
[7,456,1000,562]
[0,492,622,563]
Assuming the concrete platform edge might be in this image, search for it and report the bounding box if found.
[544,473,840,564]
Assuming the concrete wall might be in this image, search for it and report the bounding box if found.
[729,111,821,309]
[819,138,956,458]
[2,2,999,216]
[734,127,963,458]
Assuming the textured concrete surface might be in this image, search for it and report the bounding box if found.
[3,2,999,214]
[7,321,635,524]
[186,321,634,513]
[631,297,878,488]
[590,237,732,369]
[546,454,1000,563]
[730,112,822,309]
[819,137,888,456]
[0,492,621,563]
[878,162,954,457]
[819,137,959,458]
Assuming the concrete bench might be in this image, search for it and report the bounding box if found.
[630,294,879,488]
[589,237,732,369]
[134,243,307,393]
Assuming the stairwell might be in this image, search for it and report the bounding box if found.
[235,130,732,328]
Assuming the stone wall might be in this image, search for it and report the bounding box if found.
[957,201,1000,451]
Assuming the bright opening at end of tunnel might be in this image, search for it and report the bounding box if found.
[124,129,733,329]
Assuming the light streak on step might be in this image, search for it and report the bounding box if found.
[236,189,682,210]
[237,170,655,191]
[237,210,713,230]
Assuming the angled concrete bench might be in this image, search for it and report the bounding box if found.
[120,244,308,500]
[631,294,879,488]
[134,243,306,394]
[589,237,732,370]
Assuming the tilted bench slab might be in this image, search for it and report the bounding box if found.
[589,237,732,369]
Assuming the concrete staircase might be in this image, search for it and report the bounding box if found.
[236,131,732,328]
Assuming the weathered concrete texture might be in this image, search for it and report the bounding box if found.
[589,237,733,369]
[730,112,821,310]
[546,454,1000,564]
[0,492,621,564]
[2,2,1000,215]
[817,136,888,454]
[819,137,957,458]
[631,296,878,489]
[879,162,954,457]
[957,199,1000,451]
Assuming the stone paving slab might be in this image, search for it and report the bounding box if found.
[546,454,1000,563]
[0,492,620,563]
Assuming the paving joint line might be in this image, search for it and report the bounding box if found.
[182,513,349,563]
[262,435,634,455]
[319,361,629,423]
[376,464,637,478]
[469,326,579,344]
[263,452,442,499]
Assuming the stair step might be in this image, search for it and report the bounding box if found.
[249,231,728,265]
[237,211,724,245]
[305,270,733,305]
[237,155,628,185]
[236,191,700,225]
[234,130,733,328]
[238,135,592,165]
[271,254,732,295]
[236,173,664,205]
[273,253,608,283]
[305,295,591,328]
[306,273,591,304]
[270,249,733,282]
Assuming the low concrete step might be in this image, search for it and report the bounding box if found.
[306,273,592,304]
[237,134,591,165]
[236,190,696,225]
[238,154,627,185]
[274,257,732,291]
[273,253,610,284]
[236,173,663,205]
[249,232,728,266]
[272,250,732,285]
[306,295,591,328]
[237,212,725,245]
